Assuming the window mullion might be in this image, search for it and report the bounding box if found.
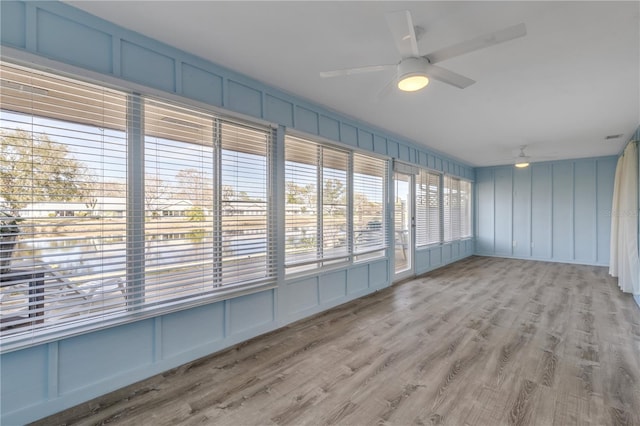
[347,153,354,260]
[272,126,284,282]
[126,94,145,309]
[317,146,324,264]
[440,174,445,243]
[212,118,222,287]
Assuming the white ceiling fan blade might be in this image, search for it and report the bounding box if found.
[375,77,399,102]
[320,64,395,78]
[424,64,475,89]
[385,10,420,58]
[424,23,527,64]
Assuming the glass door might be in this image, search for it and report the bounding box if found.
[394,172,414,279]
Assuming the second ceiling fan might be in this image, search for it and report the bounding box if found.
[320,10,527,92]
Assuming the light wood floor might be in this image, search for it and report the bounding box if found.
[36,256,640,426]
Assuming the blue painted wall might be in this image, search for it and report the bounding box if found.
[0,2,475,424]
[475,157,618,266]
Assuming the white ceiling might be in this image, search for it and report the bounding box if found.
[66,1,639,167]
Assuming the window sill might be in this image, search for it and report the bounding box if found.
[0,280,276,355]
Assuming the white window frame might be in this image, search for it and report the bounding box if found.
[284,134,389,274]
[0,62,276,352]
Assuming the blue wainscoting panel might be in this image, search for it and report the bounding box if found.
[358,129,374,151]
[418,151,427,167]
[398,144,411,162]
[319,270,347,303]
[228,290,274,336]
[442,243,452,263]
[444,161,452,174]
[37,9,112,73]
[387,140,399,158]
[319,115,340,141]
[226,80,262,118]
[494,168,513,255]
[265,94,294,128]
[121,41,175,92]
[430,246,443,268]
[531,164,553,259]
[161,303,225,359]
[373,135,387,155]
[475,157,615,266]
[476,168,495,253]
[428,155,436,170]
[58,320,154,393]
[285,277,319,315]
[552,162,574,261]
[0,345,47,412]
[1,1,26,48]
[295,106,319,135]
[415,249,430,274]
[181,63,223,107]
[369,260,389,288]
[513,167,532,257]
[597,157,616,264]
[347,264,369,294]
[574,160,597,263]
[466,239,475,254]
[340,123,358,147]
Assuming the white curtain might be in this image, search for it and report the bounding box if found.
[609,141,639,294]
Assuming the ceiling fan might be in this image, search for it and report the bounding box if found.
[320,10,527,92]
[514,146,531,168]
[509,145,554,167]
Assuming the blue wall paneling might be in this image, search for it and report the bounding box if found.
[513,166,532,257]
[1,1,628,422]
[474,157,618,266]
[531,164,553,258]
[0,1,478,423]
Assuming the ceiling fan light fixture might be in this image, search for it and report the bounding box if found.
[398,74,429,91]
[514,146,530,168]
[397,57,429,91]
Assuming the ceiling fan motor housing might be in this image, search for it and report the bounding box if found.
[397,57,429,91]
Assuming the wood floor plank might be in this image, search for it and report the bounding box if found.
[34,257,640,426]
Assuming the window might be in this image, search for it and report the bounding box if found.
[353,154,387,260]
[460,180,472,238]
[285,135,349,272]
[0,63,274,347]
[285,135,388,272]
[144,100,273,303]
[444,175,472,242]
[416,170,441,246]
[1,63,128,337]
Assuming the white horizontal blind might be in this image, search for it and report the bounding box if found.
[416,170,441,246]
[428,173,442,244]
[285,135,349,272]
[460,180,472,238]
[321,148,348,259]
[1,63,128,335]
[144,100,216,305]
[219,121,274,284]
[285,136,320,270]
[0,63,274,346]
[353,153,387,258]
[443,176,455,241]
[144,100,274,306]
[444,175,470,242]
